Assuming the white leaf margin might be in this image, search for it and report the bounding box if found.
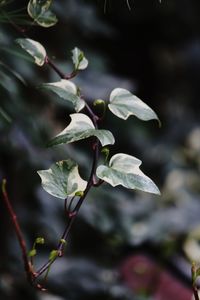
[96,153,160,195]
[16,38,46,66]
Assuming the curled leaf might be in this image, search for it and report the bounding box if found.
[109,88,160,125]
[96,153,160,195]
[16,38,46,66]
[42,79,85,112]
[48,113,115,147]
[71,47,88,71]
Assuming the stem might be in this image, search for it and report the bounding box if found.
[35,139,99,278]
[193,286,200,300]
[3,14,102,287]
[45,56,77,80]
[1,180,32,280]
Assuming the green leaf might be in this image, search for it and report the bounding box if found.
[108,88,160,124]
[71,47,88,71]
[42,79,85,112]
[27,0,57,27]
[37,160,87,199]
[96,153,160,195]
[48,113,115,147]
[16,38,46,66]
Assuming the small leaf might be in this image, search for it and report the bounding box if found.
[48,113,115,147]
[96,153,160,195]
[71,47,88,71]
[49,250,58,260]
[28,249,37,257]
[16,38,46,66]
[37,160,87,199]
[27,0,57,27]
[109,88,160,124]
[42,79,85,112]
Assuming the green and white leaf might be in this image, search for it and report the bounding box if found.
[16,38,46,66]
[27,0,57,27]
[96,153,160,195]
[42,79,85,112]
[109,88,160,124]
[48,113,115,147]
[37,160,87,199]
[72,47,88,71]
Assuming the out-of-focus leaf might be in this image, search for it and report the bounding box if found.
[37,160,87,199]
[42,79,85,112]
[0,107,12,123]
[16,38,46,66]
[71,47,88,71]
[27,0,57,27]
[48,113,115,147]
[109,88,160,124]
[0,60,26,85]
[0,0,12,6]
[96,153,160,195]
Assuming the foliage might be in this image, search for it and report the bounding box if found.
[1,1,200,299]
[0,0,160,292]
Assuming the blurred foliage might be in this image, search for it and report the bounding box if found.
[0,0,200,299]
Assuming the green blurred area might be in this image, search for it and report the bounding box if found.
[0,1,200,299]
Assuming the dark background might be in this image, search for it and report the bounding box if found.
[0,0,200,299]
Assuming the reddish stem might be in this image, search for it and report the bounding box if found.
[1,180,32,279]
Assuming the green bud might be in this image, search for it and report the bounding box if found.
[49,250,58,261]
[60,239,67,244]
[75,191,84,197]
[35,237,45,244]
[28,249,37,257]
[93,99,105,106]
[101,147,110,162]
[2,179,6,194]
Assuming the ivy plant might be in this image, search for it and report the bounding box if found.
[1,0,162,293]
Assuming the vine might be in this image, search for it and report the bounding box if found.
[0,0,163,293]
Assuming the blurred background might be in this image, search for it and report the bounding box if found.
[1,0,200,299]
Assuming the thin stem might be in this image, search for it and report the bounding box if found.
[1,180,32,280]
[193,286,200,300]
[3,13,103,287]
[45,56,77,80]
[35,140,99,277]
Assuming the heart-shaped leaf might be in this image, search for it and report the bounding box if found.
[27,0,57,27]
[96,153,160,195]
[71,47,88,71]
[42,79,85,112]
[16,38,46,66]
[37,160,87,199]
[109,88,160,124]
[48,113,115,147]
